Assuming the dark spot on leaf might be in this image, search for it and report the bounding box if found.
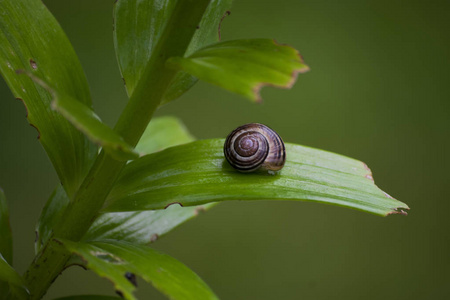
[29,59,37,70]
[35,231,38,243]
[125,272,137,287]
[150,233,159,243]
[122,77,126,86]
[164,202,183,209]
[196,25,200,29]
[29,123,41,139]
[218,11,231,41]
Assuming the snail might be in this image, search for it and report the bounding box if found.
[224,123,286,173]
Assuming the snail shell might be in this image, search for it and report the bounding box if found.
[224,123,286,172]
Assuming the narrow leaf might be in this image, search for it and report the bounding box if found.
[84,203,216,245]
[0,0,97,197]
[84,116,216,245]
[27,74,138,161]
[0,254,28,299]
[104,139,409,216]
[0,189,12,264]
[60,240,218,300]
[35,185,69,254]
[114,0,233,104]
[167,39,309,102]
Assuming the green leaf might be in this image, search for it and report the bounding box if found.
[167,39,309,102]
[51,88,138,161]
[26,74,138,161]
[104,139,409,216]
[0,0,97,197]
[60,240,218,300]
[35,117,213,247]
[84,203,216,245]
[35,185,69,254]
[135,116,195,154]
[52,296,120,300]
[0,254,28,299]
[84,116,216,245]
[114,0,233,104]
[0,189,12,264]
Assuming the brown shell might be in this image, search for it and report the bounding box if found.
[224,123,286,172]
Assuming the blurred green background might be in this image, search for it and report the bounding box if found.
[1,0,449,299]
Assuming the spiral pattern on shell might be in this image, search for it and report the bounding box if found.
[224,123,286,172]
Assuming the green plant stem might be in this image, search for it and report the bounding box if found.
[23,1,211,299]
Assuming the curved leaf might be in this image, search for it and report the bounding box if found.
[167,39,309,102]
[85,116,216,245]
[60,240,218,300]
[84,203,216,245]
[104,139,409,216]
[23,74,137,161]
[49,87,138,161]
[0,0,97,197]
[0,189,12,264]
[114,0,233,104]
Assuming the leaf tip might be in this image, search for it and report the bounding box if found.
[386,207,409,216]
[250,40,310,102]
[252,84,264,103]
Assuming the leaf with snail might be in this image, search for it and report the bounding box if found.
[103,139,409,216]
